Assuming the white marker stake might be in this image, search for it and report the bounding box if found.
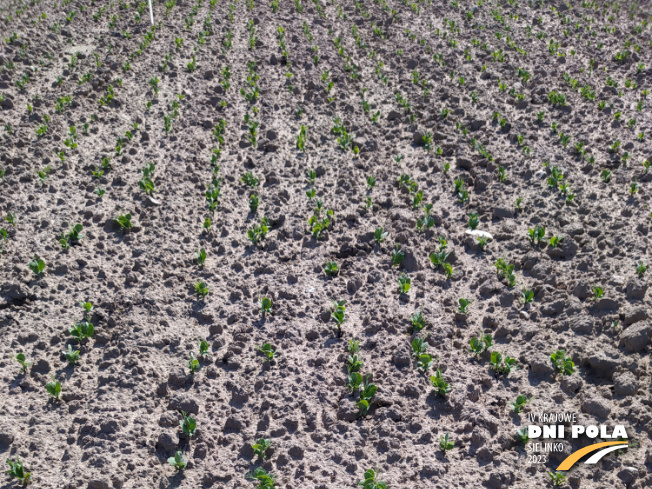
[148,0,154,25]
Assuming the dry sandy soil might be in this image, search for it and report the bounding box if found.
[1,0,652,488]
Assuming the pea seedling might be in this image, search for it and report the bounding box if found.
[548,472,566,486]
[636,261,647,276]
[391,244,404,267]
[430,369,451,396]
[521,289,534,304]
[259,297,272,314]
[356,376,377,417]
[62,344,80,365]
[331,300,346,337]
[195,249,206,266]
[323,260,339,276]
[469,333,492,356]
[179,411,196,437]
[439,433,454,453]
[374,227,388,244]
[397,273,411,294]
[457,298,472,314]
[115,213,133,231]
[410,310,426,332]
[46,376,62,400]
[69,319,94,342]
[257,343,276,361]
[550,350,574,376]
[528,225,545,244]
[516,427,529,445]
[5,457,31,485]
[187,352,200,373]
[511,394,530,413]
[168,451,187,471]
[490,352,517,375]
[358,468,386,489]
[194,281,209,298]
[467,212,479,229]
[29,256,46,277]
[251,438,271,459]
[247,467,276,487]
[13,352,31,373]
[592,286,604,300]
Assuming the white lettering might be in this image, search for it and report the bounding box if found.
[529,425,542,439]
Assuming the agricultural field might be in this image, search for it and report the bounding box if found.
[0,0,651,487]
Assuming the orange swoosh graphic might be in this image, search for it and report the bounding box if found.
[556,441,628,471]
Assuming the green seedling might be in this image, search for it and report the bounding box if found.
[516,427,529,445]
[550,350,574,376]
[391,244,405,267]
[429,246,451,268]
[528,225,545,244]
[252,438,271,459]
[477,236,489,250]
[29,256,45,277]
[430,369,451,396]
[247,467,275,487]
[198,338,210,357]
[592,286,604,300]
[247,217,269,244]
[241,171,259,188]
[358,468,386,489]
[415,353,434,372]
[168,451,187,471]
[13,352,31,373]
[347,354,362,373]
[347,371,363,393]
[374,227,388,244]
[113,213,133,231]
[331,300,346,337]
[511,394,529,413]
[5,457,31,485]
[46,376,61,400]
[62,344,80,365]
[494,258,516,287]
[469,333,492,356]
[187,352,200,373]
[411,337,427,358]
[439,433,454,453]
[397,274,411,294]
[62,224,84,245]
[410,310,426,333]
[521,289,534,304]
[195,249,206,266]
[348,339,360,354]
[457,298,472,314]
[467,212,479,230]
[356,376,377,416]
[636,261,647,277]
[257,343,276,361]
[194,281,209,298]
[549,236,562,248]
[249,194,259,212]
[179,411,196,437]
[549,471,566,486]
[69,319,94,342]
[490,351,517,375]
[259,297,272,314]
[323,261,339,276]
